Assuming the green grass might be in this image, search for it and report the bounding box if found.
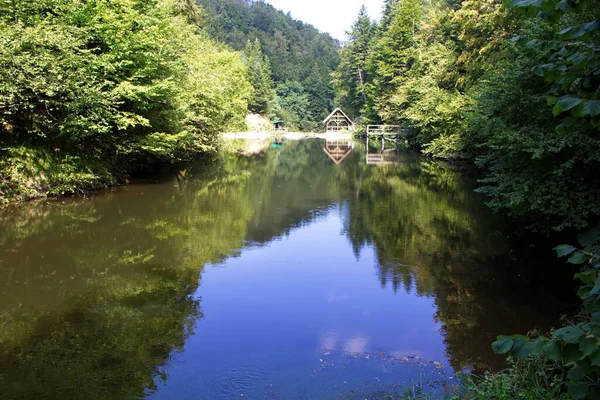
[456,357,568,400]
[337,357,569,400]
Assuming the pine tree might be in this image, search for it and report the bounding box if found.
[380,0,398,30]
[333,5,375,119]
[365,0,422,123]
[244,39,274,115]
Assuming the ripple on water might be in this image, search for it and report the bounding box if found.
[189,350,457,400]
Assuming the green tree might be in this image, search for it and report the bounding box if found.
[365,0,423,123]
[333,5,376,119]
[244,39,274,115]
[198,0,340,130]
[0,0,252,202]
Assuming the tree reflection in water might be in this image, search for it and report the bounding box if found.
[0,140,576,398]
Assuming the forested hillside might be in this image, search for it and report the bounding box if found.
[334,0,600,232]
[199,0,341,131]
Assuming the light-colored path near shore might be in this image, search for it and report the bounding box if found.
[222,132,354,140]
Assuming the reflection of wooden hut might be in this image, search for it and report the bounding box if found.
[323,108,355,132]
[323,140,354,165]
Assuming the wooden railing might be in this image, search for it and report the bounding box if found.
[366,125,404,135]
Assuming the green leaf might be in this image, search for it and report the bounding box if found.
[580,337,598,357]
[525,339,545,356]
[543,341,561,361]
[556,0,571,10]
[554,327,585,343]
[532,65,545,76]
[569,383,590,399]
[590,350,600,366]
[562,343,583,363]
[581,100,600,117]
[556,244,576,257]
[553,96,583,116]
[590,278,600,295]
[508,0,542,7]
[558,26,573,36]
[568,364,585,381]
[511,338,528,359]
[592,312,600,324]
[569,252,587,265]
[575,270,597,285]
[492,337,514,354]
[559,21,600,39]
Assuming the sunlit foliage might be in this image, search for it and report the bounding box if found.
[0,0,251,202]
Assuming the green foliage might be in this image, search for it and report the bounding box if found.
[364,0,423,123]
[507,0,600,134]
[199,0,340,130]
[0,0,251,201]
[458,357,568,399]
[244,39,274,115]
[332,6,376,119]
[0,146,118,201]
[492,229,600,399]
[333,0,600,231]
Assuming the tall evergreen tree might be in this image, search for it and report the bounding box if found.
[333,5,376,119]
[365,0,422,123]
[244,39,274,115]
[380,0,399,30]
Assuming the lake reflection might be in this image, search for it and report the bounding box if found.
[0,139,575,399]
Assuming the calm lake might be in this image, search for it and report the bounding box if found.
[0,139,577,399]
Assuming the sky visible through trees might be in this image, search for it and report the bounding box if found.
[265,0,384,40]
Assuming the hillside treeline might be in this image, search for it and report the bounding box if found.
[199,0,341,131]
[334,0,599,232]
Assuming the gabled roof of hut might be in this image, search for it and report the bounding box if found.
[323,108,353,124]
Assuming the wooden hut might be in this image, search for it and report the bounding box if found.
[323,108,355,132]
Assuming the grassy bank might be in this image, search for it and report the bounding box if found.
[0,146,121,204]
[347,358,567,399]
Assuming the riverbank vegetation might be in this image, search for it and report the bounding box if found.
[0,0,252,203]
[333,0,600,397]
[0,0,340,204]
[334,0,599,233]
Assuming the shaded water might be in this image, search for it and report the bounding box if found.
[0,139,576,399]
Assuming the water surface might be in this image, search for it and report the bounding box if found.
[0,139,576,399]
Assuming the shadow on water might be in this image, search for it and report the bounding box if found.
[0,139,578,399]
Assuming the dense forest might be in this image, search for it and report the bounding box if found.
[334,0,600,233]
[0,0,339,203]
[1,0,600,397]
[199,0,340,131]
[332,0,600,397]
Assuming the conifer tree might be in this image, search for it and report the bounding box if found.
[365,0,422,123]
[333,5,375,119]
[244,39,275,115]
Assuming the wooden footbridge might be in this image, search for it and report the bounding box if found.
[365,125,407,165]
[366,125,405,148]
